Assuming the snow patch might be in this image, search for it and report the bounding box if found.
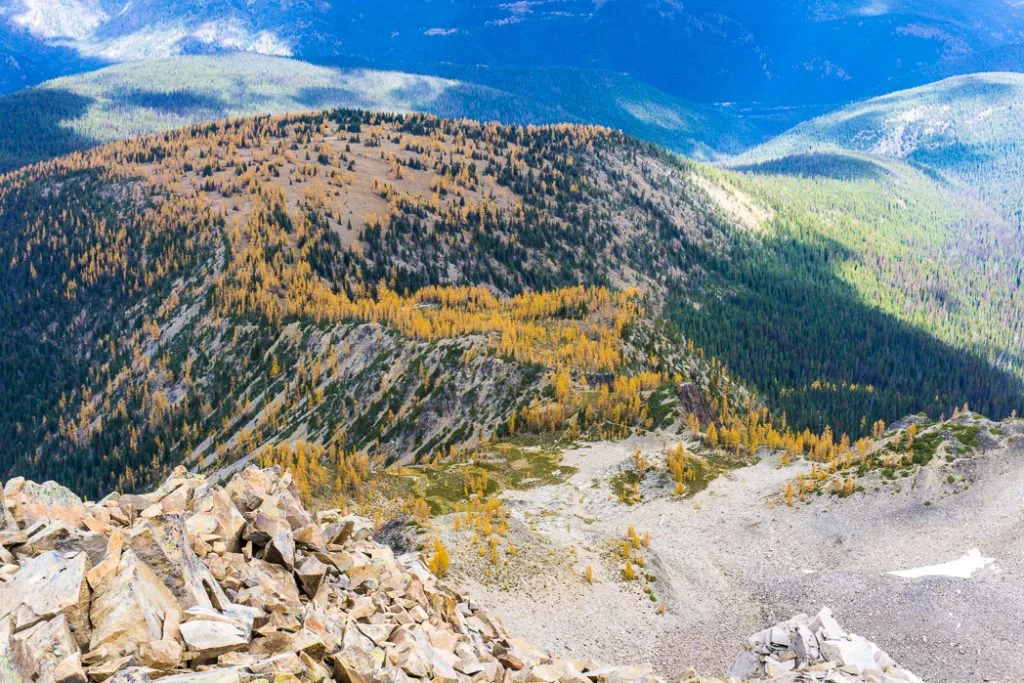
[889,549,995,579]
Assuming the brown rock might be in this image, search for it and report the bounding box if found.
[298,651,333,682]
[86,530,123,590]
[105,667,163,682]
[10,615,79,682]
[18,520,86,557]
[248,652,306,676]
[54,652,88,683]
[139,639,183,670]
[7,480,85,528]
[293,524,326,550]
[162,608,181,641]
[192,489,246,553]
[89,549,180,656]
[345,561,382,591]
[82,514,112,536]
[159,484,192,515]
[295,556,328,597]
[180,619,250,663]
[241,559,301,609]
[85,654,133,679]
[356,621,395,647]
[321,519,355,547]
[330,646,379,683]
[129,515,230,610]
[157,667,245,682]
[246,501,296,570]
[224,467,274,513]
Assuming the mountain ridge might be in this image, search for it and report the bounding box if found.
[0,53,768,174]
[735,71,1024,219]
[3,0,1023,106]
[2,108,1021,501]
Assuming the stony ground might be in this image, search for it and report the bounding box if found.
[450,417,1024,683]
[0,465,665,682]
[0,463,922,682]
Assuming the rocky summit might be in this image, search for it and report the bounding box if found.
[0,466,922,683]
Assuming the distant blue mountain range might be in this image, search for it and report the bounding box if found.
[1,0,1022,105]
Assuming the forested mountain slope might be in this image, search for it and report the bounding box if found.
[685,150,1024,431]
[0,54,763,174]
[740,72,1024,220]
[0,111,1020,498]
[0,54,493,173]
[0,111,756,497]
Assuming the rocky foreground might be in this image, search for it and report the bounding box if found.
[0,465,923,682]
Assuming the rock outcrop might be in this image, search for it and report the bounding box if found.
[727,609,924,683]
[0,466,924,683]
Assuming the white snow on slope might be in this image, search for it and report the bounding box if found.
[889,549,995,579]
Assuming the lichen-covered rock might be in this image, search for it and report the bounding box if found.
[130,514,230,610]
[10,614,79,681]
[4,479,85,528]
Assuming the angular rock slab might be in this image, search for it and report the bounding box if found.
[130,514,230,610]
[5,480,85,528]
[89,549,180,656]
[180,619,250,663]
[10,615,79,682]
[0,550,91,647]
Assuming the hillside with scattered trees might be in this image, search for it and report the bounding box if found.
[1,110,1020,498]
[681,150,1024,433]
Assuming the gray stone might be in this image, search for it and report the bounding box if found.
[130,514,230,610]
[0,550,91,647]
[728,650,763,680]
[10,615,79,682]
[180,619,250,662]
[89,549,180,656]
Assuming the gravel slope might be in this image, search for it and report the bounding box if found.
[449,419,1024,683]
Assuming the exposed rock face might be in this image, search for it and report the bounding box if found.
[88,548,180,656]
[0,467,925,682]
[677,382,717,428]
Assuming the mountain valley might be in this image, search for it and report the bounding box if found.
[0,3,1022,681]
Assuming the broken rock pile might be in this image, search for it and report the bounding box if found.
[0,465,662,682]
[0,465,926,683]
[727,608,925,683]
